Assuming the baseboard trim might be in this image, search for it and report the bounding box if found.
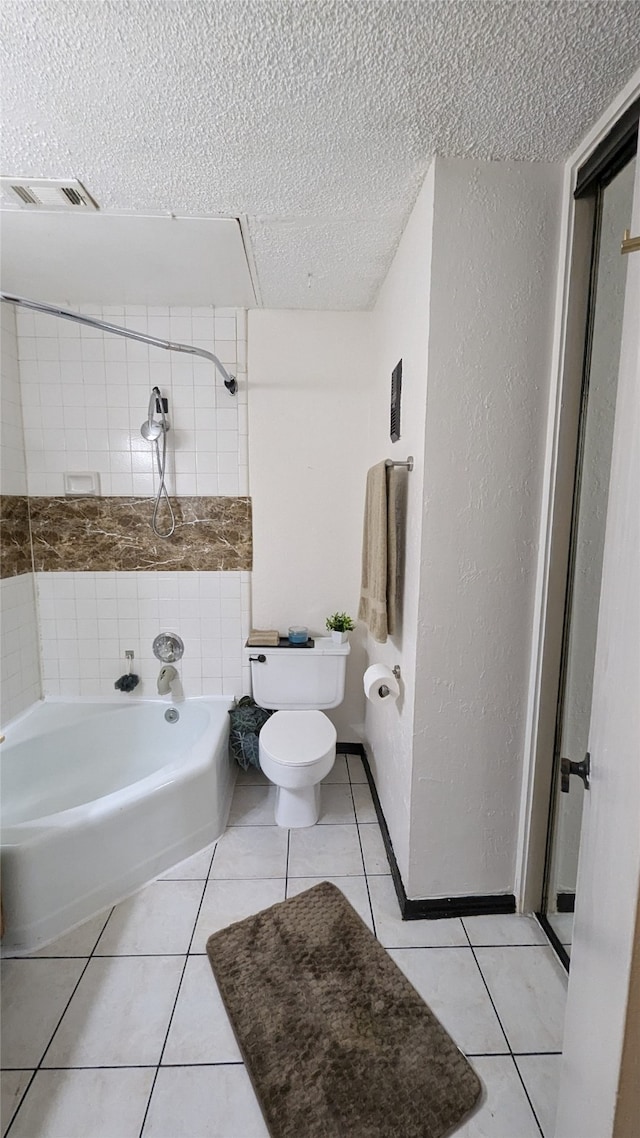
[402,893,517,920]
[338,741,516,922]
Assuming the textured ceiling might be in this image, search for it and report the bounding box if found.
[1,1,639,309]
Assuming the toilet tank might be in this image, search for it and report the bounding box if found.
[246,637,350,710]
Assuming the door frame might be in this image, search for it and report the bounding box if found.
[555,136,640,1138]
[515,67,640,913]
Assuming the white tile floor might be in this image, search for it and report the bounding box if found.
[0,754,567,1138]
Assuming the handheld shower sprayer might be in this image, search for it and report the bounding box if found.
[141,387,166,441]
[141,387,175,539]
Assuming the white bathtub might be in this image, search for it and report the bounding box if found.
[0,698,236,954]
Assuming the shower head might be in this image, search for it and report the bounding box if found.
[141,387,164,440]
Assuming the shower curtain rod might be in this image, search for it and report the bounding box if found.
[0,292,237,395]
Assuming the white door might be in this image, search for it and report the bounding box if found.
[555,154,640,1136]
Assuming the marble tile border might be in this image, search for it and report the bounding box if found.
[0,495,32,578]
[28,496,252,573]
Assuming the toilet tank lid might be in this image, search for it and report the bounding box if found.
[261,711,337,764]
[244,636,350,657]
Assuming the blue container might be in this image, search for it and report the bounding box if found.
[288,626,308,644]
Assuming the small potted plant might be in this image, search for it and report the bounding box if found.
[325,611,355,644]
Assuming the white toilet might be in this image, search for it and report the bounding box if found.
[246,637,350,827]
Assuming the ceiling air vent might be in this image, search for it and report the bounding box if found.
[0,177,99,210]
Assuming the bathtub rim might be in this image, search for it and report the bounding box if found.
[1,692,237,740]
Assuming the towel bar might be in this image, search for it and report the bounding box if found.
[385,456,414,471]
[621,229,640,255]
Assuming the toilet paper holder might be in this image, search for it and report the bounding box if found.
[378,665,401,698]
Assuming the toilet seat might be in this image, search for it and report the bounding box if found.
[260,710,336,766]
[258,711,337,827]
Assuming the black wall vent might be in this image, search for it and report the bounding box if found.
[390,359,402,443]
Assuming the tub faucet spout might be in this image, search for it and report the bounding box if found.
[157,665,178,695]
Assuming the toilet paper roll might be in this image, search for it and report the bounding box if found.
[363,664,400,703]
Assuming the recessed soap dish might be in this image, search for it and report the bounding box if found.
[63,472,101,497]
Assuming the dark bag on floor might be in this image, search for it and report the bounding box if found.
[228,696,273,771]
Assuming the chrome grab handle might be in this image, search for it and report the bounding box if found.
[560,752,590,793]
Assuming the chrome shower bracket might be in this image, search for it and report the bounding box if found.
[153,633,184,663]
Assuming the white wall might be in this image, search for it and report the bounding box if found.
[248,311,375,738]
[0,302,41,724]
[362,165,435,883]
[408,159,563,898]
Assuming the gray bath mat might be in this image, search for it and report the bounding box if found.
[206,881,482,1138]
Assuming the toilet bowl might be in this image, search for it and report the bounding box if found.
[259,710,337,827]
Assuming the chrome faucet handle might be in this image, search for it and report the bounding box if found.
[153,633,184,663]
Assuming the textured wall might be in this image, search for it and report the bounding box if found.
[362,165,436,885]
[409,159,563,899]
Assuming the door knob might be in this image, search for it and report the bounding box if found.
[560,752,590,793]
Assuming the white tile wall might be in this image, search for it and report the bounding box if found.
[1,304,251,715]
[16,305,248,498]
[0,574,42,725]
[36,570,252,700]
[1,303,28,496]
[1,303,43,725]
